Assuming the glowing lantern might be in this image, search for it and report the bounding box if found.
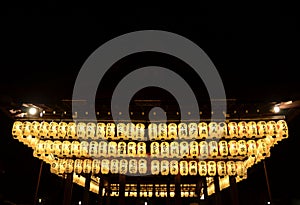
[199,141,209,159]
[161,142,170,158]
[151,160,160,175]
[71,141,80,157]
[198,122,208,140]
[228,140,238,157]
[50,160,59,174]
[161,160,169,175]
[151,142,160,158]
[188,122,198,139]
[208,140,218,158]
[101,159,110,174]
[148,123,158,141]
[168,123,178,140]
[44,140,54,156]
[267,120,278,138]
[158,123,167,140]
[36,140,45,157]
[57,121,67,139]
[179,160,188,176]
[217,161,226,176]
[119,159,128,174]
[236,161,246,178]
[110,159,119,174]
[208,122,219,139]
[178,123,188,140]
[53,140,62,157]
[77,122,87,140]
[138,158,147,174]
[207,161,217,176]
[127,141,136,157]
[137,142,147,157]
[198,161,207,176]
[108,141,118,157]
[106,123,115,140]
[99,141,108,157]
[180,141,189,158]
[74,159,83,174]
[257,138,268,156]
[247,139,257,157]
[218,122,228,139]
[227,122,238,139]
[58,159,66,174]
[129,159,138,174]
[189,160,198,176]
[257,121,268,138]
[118,141,127,157]
[39,121,49,139]
[265,135,275,148]
[66,122,76,139]
[80,141,89,157]
[189,141,199,158]
[65,159,74,174]
[247,121,258,138]
[89,141,99,158]
[62,140,71,157]
[226,161,236,176]
[170,160,179,175]
[136,123,145,141]
[218,140,228,157]
[92,159,101,174]
[237,140,247,156]
[96,123,106,139]
[277,120,288,139]
[30,121,40,138]
[170,141,179,158]
[238,121,248,139]
[126,123,136,140]
[12,121,23,139]
[49,122,60,139]
[22,121,32,138]
[86,122,96,139]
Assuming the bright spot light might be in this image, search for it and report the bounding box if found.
[145,202,147,205]
[28,107,37,115]
[38,198,42,203]
[267,202,271,205]
[78,201,82,205]
[200,194,205,200]
[273,106,280,113]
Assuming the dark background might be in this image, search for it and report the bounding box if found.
[0,2,300,205]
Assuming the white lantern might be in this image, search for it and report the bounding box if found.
[80,141,89,157]
[257,138,268,156]
[12,121,23,139]
[106,123,116,140]
[208,140,218,158]
[53,140,62,157]
[148,123,158,141]
[228,140,238,157]
[96,123,106,139]
[57,121,67,139]
[44,140,54,156]
[126,123,136,140]
[58,159,66,174]
[62,140,71,157]
[247,139,257,157]
[161,160,169,175]
[74,159,83,174]
[168,123,178,140]
[151,160,160,175]
[160,142,170,158]
[170,160,179,175]
[217,161,226,176]
[150,142,160,158]
[226,161,236,176]
[119,159,128,174]
[118,141,127,157]
[238,121,248,139]
[36,140,45,157]
[86,122,96,139]
[138,158,147,174]
[207,161,216,176]
[199,141,209,159]
[136,123,145,141]
[189,141,199,158]
[179,161,188,176]
[218,122,228,139]
[22,121,32,137]
[110,159,119,174]
[267,120,278,138]
[108,141,117,157]
[65,159,74,174]
[198,161,207,176]
[129,159,138,174]
[236,161,246,178]
[218,140,228,157]
[227,122,238,139]
[198,122,208,140]
[50,160,59,174]
[189,160,198,176]
[92,159,101,174]
[208,122,219,139]
[101,159,110,174]
[71,141,80,157]
[178,123,188,140]
[66,122,77,139]
[127,141,136,157]
[89,140,99,158]
[170,141,179,158]
[188,122,198,140]
[277,120,288,139]
[265,135,275,148]
[237,140,247,156]
[180,141,189,158]
[30,121,40,138]
[158,123,167,140]
[77,122,87,140]
[247,121,258,138]
[257,121,268,138]
[137,142,147,157]
[39,121,49,139]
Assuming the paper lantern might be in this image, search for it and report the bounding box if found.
[247,121,258,138]
[226,161,236,176]
[92,159,101,174]
[199,141,209,159]
[62,140,71,157]
[65,159,74,174]
[217,161,227,176]
[80,141,89,157]
[22,121,32,138]
[44,140,54,156]
[28,135,39,148]
[227,122,238,139]
[36,140,45,157]
[158,123,167,140]
[57,121,67,139]
[198,161,207,176]
[98,141,108,157]
[265,135,275,148]
[66,122,76,139]
[137,142,147,157]
[127,141,136,157]
[237,140,247,156]
[151,160,160,175]
[168,123,178,140]
[207,161,217,176]
[228,140,238,157]
[89,140,99,158]
[39,121,49,139]
[208,122,219,139]
[198,122,208,140]
[108,141,118,157]
[188,122,198,139]
[179,160,188,176]
[12,121,23,139]
[30,121,40,138]
[178,123,188,140]
[50,160,59,174]
[267,120,278,138]
[180,141,189,158]
[277,119,288,139]
[151,142,160,158]
[148,123,158,141]
[236,161,246,178]
[119,159,128,174]
[189,141,199,158]
[118,141,127,157]
[71,141,80,157]
[218,140,228,157]
[101,159,110,174]
[161,142,170,158]
[58,159,66,174]
[77,122,87,140]
[106,123,116,140]
[170,160,179,175]
[170,141,179,158]
[257,121,268,138]
[129,159,138,174]
[74,159,83,174]
[49,122,60,139]
[138,158,147,174]
[208,140,218,158]
[246,139,257,157]
[161,160,169,175]
[126,123,136,140]
[86,122,96,139]
[189,160,198,176]
[136,123,145,141]
[110,159,119,174]
[96,123,106,139]
[257,138,268,156]
[53,140,62,157]
[238,121,248,139]
[218,122,228,139]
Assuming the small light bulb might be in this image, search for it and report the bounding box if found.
[273,106,280,113]
[28,107,37,115]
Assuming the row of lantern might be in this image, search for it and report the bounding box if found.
[12,120,288,141]
[33,138,273,159]
[50,158,247,177]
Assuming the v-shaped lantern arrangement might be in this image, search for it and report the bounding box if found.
[12,120,288,198]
